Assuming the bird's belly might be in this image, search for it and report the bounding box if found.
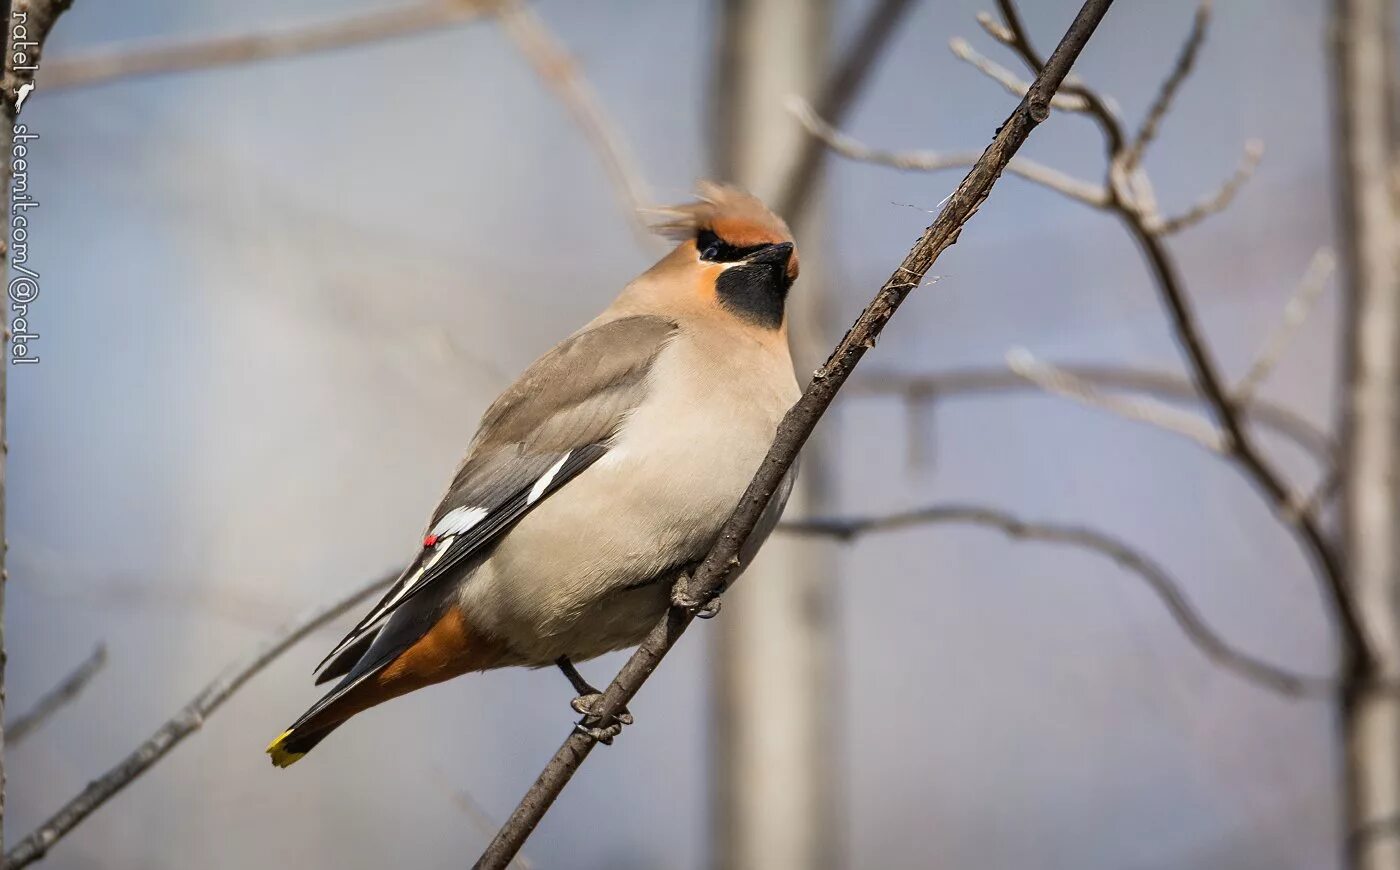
[462,403,782,665]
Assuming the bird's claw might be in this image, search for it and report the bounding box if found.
[574,720,625,745]
[570,692,633,745]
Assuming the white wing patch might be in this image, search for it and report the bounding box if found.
[528,453,571,505]
[431,506,488,538]
[317,448,595,677]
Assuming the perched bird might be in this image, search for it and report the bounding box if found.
[266,183,802,767]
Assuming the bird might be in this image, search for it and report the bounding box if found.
[266,183,803,767]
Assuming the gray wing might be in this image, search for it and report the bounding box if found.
[315,314,678,675]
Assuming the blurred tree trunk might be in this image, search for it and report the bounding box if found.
[709,1,839,868]
[1332,1,1400,868]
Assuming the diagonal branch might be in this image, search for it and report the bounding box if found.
[779,505,1333,697]
[3,572,396,869]
[473,2,1119,866]
[39,0,498,92]
[7,645,107,748]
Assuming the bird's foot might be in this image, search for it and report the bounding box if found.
[571,693,634,745]
[671,576,721,619]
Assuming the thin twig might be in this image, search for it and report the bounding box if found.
[39,0,497,92]
[949,36,1089,112]
[776,0,920,223]
[789,97,1108,207]
[4,572,396,869]
[1149,139,1264,235]
[1006,348,1227,452]
[495,1,655,244]
[993,0,1048,72]
[474,2,1119,865]
[975,10,1017,47]
[1236,248,1336,403]
[779,504,1332,697]
[845,364,1335,462]
[7,645,107,747]
[1123,0,1212,169]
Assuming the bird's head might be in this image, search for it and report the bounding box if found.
[647,182,798,331]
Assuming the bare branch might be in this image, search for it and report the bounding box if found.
[975,10,1017,47]
[494,1,656,244]
[1148,139,1264,235]
[844,363,1335,463]
[789,97,1108,207]
[4,573,396,869]
[1006,348,1228,452]
[1236,248,1336,403]
[776,0,920,223]
[949,36,1089,112]
[992,0,1049,73]
[474,2,1119,864]
[1123,0,1212,168]
[6,646,107,747]
[813,0,1362,663]
[39,1,497,92]
[779,504,1332,697]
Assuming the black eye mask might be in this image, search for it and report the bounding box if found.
[696,228,765,263]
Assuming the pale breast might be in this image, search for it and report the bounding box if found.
[460,324,800,664]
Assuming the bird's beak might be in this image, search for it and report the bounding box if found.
[742,241,794,269]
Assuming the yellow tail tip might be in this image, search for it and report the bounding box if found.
[266,730,305,768]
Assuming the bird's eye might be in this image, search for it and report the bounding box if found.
[697,229,724,261]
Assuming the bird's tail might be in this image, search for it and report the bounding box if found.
[266,602,502,768]
[266,722,340,768]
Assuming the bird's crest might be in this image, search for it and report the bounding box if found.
[649,182,795,252]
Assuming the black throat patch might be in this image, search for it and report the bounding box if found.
[716,263,791,330]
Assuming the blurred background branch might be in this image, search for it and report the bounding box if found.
[800,0,1360,660]
[495,0,657,244]
[845,363,1335,462]
[3,572,394,870]
[5,644,106,748]
[38,0,499,91]
[780,504,1332,697]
